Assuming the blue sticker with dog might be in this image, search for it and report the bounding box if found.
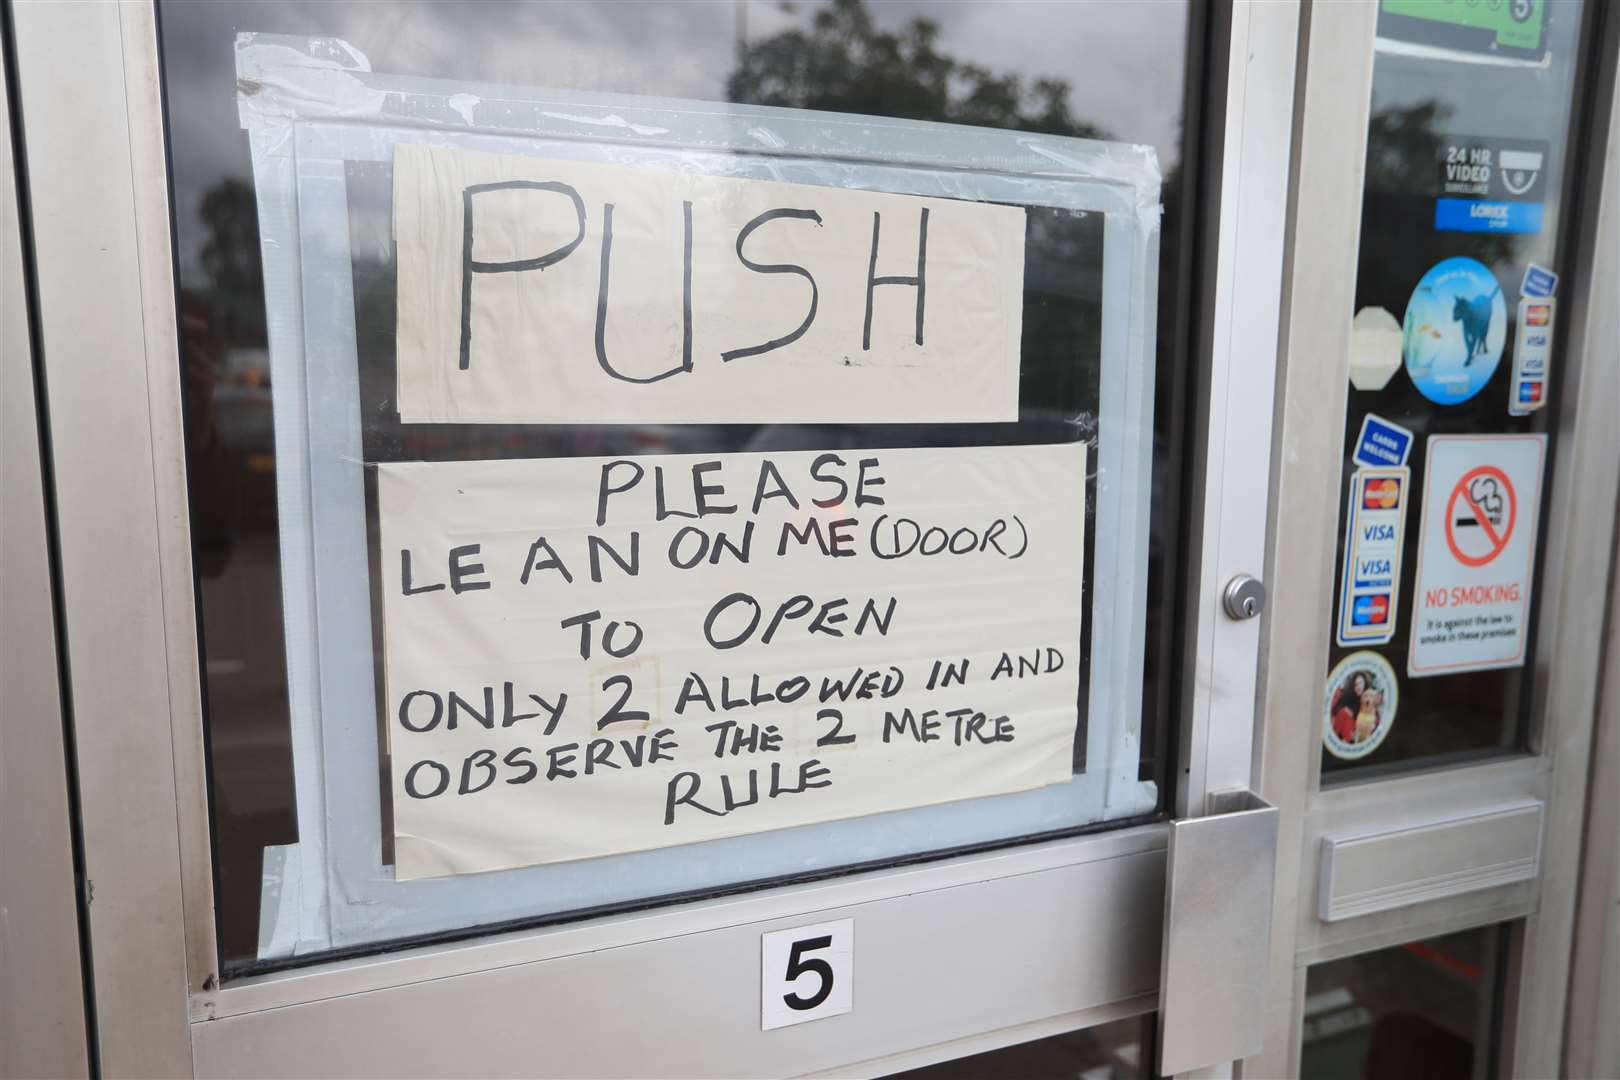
[1402,256,1506,406]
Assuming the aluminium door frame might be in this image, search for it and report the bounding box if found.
[11,1,1296,1075]
[0,18,92,1077]
[1249,3,1620,1077]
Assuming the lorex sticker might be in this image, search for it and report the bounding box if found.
[1508,297,1555,416]
[1403,257,1506,406]
[1336,466,1410,647]
[1408,435,1546,677]
[1434,136,1549,235]
[1323,651,1399,762]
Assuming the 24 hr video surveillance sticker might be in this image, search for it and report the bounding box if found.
[1408,435,1547,677]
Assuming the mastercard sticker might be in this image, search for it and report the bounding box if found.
[1361,476,1405,511]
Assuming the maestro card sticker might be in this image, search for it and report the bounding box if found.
[1323,651,1399,762]
[1408,434,1547,677]
[1403,257,1506,406]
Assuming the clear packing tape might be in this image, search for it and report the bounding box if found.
[234,33,1162,958]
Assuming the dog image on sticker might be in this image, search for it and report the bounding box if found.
[1403,257,1506,406]
[1322,651,1399,762]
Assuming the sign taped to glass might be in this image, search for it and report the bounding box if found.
[378,444,1087,878]
[392,144,1027,425]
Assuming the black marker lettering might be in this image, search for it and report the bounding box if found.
[595,201,692,384]
[460,180,585,370]
[862,207,928,350]
[448,544,490,593]
[720,208,822,362]
[597,460,645,527]
[400,549,445,595]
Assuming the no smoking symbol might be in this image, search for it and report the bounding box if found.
[1445,465,1517,567]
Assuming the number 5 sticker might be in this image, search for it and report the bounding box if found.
[760,919,854,1030]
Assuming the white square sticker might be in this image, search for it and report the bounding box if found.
[761,919,854,1031]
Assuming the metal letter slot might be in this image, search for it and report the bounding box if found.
[1157,789,1280,1075]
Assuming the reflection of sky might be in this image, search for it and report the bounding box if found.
[1369,0,1587,284]
[160,0,1188,280]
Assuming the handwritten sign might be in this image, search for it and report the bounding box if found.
[378,443,1085,878]
[392,144,1026,424]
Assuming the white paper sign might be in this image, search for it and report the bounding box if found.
[392,144,1027,425]
[761,920,854,1030]
[1408,434,1546,677]
[378,443,1085,878]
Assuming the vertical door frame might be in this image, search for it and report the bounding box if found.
[7,1,210,1075]
[1177,0,1300,821]
[9,2,1263,1075]
[1507,6,1620,1069]
[0,13,91,1076]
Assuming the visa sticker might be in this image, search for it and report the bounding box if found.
[1353,413,1414,468]
[1521,263,1558,298]
[1336,465,1410,647]
[1509,297,1556,417]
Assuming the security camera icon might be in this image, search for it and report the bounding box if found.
[1499,149,1543,196]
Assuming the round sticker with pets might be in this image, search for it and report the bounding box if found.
[1322,651,1399,761]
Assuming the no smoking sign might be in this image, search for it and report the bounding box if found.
[1409,436,1546,677]
[1445,465,1516,568]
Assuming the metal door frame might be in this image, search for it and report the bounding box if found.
[1250,3,1620,1076]
[9,0,1300,1075]
[0,14,91,1076]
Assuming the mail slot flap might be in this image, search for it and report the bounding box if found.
[1318,799,1543,923]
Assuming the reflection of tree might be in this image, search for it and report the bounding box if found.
[728,0,1104,137]
[198,178,267,346]
[729,0,1118,418]
[1358,100,1515,313]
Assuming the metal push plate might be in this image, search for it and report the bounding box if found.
[1157,789,1280,1075]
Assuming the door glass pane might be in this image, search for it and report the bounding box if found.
[1322,0,1598,779]
[161,0,1199,971]
[1302,925,1510,1080]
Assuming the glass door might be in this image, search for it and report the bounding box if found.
[8,0,1302,1075]
[1254,2,1619,1077]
